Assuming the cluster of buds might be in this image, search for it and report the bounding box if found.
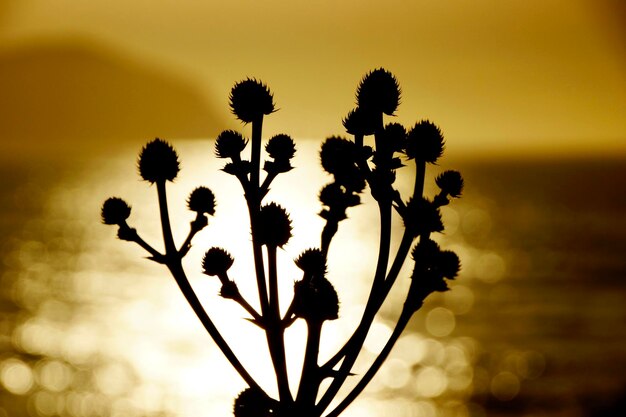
[101,68,463,417]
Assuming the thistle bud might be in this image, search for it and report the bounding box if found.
[356,68,401,115]
[233,388,277,417]
[138,138,180,183]
[408,240,449,305]
[320,136,357,175]
[101,197,131,225]
[295,248,326,278]
[409,240,461,303]
[293,278,339,323]
[405,120,444,163]
[383,123,407,153]
[229,78,275,123]
[202,247,234,276]
[215,130,248,159]
[403,197,444,237]
[439,250,461,279]
[257,203,292,247]
[187,186,216,215]
[266,134,296,160]
[342,107,377,136]
[220,280,240,300]
[435,170,464,198]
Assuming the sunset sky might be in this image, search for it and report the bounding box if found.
[0,0,624,158]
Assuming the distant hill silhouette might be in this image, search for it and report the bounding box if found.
[0,38,225,157]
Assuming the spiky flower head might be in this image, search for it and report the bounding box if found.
[343,107,377,136]
[219,280,240,300]
[101,197,131,225]
[215,130,248,159]
[138,138,180,183]
[293,277,339,323]
[295,248,326,278]
[266,134,296,160]
[383,122,407,153]
[403,197,444,237]
[409,239,461,301]
[233,388,277,417]
[405,120,444,163]
[319,137,366,192]
[435,170,464,198]
[318,183,361,221]
[229,78,275,123]
[202,247,234,277]
[187,186,216,215]
[356,68,401,116]
[320,136,357,175]
[439,250,461,279]
[257,203,292,247]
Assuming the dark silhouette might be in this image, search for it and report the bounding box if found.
[102,68,464,417]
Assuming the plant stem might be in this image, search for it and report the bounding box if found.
[267,246,292,402]
[316,199,391,414]
[247,115,270,317]
[155,181,263,393]
[324,308,413,417]
[156,181,176,255]
[245,115,292,402]
[413,159,426,199]
[296,320,322,412]
[168,261,263,392]
[250,116,264,195]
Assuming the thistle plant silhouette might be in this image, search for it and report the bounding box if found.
[101,68,464,417]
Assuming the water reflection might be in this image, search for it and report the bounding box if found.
[2,144,626,417]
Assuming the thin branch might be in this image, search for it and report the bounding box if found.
[296,320,323,410]
[168,261,264,393]
[267,245,293,403]
[324,308,413,417]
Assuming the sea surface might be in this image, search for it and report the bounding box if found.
[1,141,625,417]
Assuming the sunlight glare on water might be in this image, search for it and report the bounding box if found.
[2,139,486,417]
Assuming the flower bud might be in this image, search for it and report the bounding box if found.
[229,78,275,123]
[409,240,461,302]
[138,138,180,183]
[406,120,444,163]
[202,247,234,276]
[220,280,240,300]
[409,240,449,300]
[187,186,216,215]
[343,107,377,136]
[383,122,407,153]
[435,170,464,198]
[257,203,292,247]
[101,197,131,225]
[233,388,277,417]
[320,136,357,175]
[318,183,360,221]
[356,68,401,115]
[403,197,444,237]
[295,248,326,278]
[266,134,296,160]
[215,130,247,159]
[293,278,339,323]
[439,250,461,279]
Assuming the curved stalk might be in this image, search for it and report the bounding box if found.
[267,246,292,403]
[296,320,323,412]
[316,199,391,413]
[324,308,413,417]
[155,181,263,393]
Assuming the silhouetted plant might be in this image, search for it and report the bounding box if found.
[102,68,464,417]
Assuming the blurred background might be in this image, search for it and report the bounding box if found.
[1,1,625,416]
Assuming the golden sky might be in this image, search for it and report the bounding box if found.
[0,0,624,157]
